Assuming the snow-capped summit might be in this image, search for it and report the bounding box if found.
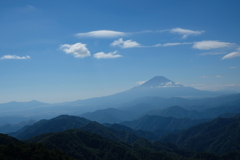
[138,76,183,88]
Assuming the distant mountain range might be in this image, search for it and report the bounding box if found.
[0,76,237,123]
[2,76,240,160]
[80,94,240,124]
[74,76,228,106]
[0,100,48,113]
[120,115,209,134]
[0,119,35,134]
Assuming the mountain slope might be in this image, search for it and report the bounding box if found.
[80,93,240,124]
[9,115,91,140]
[0,119,35,133]
[80,121,159,143]
[80,121,141,143]
[0,133,76,160]
[137,76,182,88]
[161,115,240,154]
[0,133,20,145]
[147,106,204,119]
[109,123,159,141]
[148,105,240,119]
[26,129,176,160]
[27,128,240,159]
[121,115,209,135]
[80,108,133,123]
[80,103,156,124]
[9,114,159,142]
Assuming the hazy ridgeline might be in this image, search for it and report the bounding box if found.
[1,76,240,159]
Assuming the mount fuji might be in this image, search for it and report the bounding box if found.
[74,76,226,107]
[136,76,183,88]
[0,76,232,119]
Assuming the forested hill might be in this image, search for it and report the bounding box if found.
[0,133,76,160]
[25,129,240,160]
[9,115,91,140]
[2,115,240,159]
[161,115,240,154]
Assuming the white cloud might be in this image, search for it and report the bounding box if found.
[59,43,90,58]
[75,30,126,38]
[0,55,31,60]
[111,38,140,48]
[154,42,192,47]
[216,75,222,78]
[94,51,122,59]
[164,42,192,46]
[222,48,240,60]
[162,43,182,46]
[170,28,204,39]
[193,41,234,50]
[136,81,147,86]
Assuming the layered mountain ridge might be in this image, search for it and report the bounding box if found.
[0,76,233,121]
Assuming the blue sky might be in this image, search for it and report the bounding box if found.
[0,0,240,103]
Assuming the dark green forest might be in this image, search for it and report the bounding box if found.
[2,115,240,160]
[0,133,76,160]
[2,94,240,160]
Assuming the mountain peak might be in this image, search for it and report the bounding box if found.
[148,76,172,82]
[138,76,182,88]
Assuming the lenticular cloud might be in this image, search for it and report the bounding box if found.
[75,30,126,38]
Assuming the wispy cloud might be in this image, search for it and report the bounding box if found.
[162,43,184,46]
[155,42,193,47]
[186,83,240,92]
[75,28,204,39]
[222,52,240,59]
[111,38,140,48]
[75,30,126,38]
[59,43,90,58]
[200,75,222,78]
[200,52,225,56]
[193,40,234,50]
[169,28,204,39]
[0,55,31,60]
[222,47,240,60]
[94,51,122,59]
